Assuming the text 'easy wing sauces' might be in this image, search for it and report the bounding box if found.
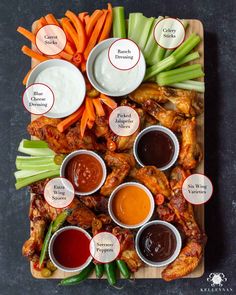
[137,130,174,168]
[112,185,151,226]
[139,224,177,262]
[65,154,103,193]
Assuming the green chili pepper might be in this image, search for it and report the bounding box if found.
[39,221,53,267]
[95,264,104,279]
[59,263,94,286]
[105,262,117,286]
[116,260,130,279]
[52,209,71,233]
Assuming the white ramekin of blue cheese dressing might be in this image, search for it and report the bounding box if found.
[86,38,146,97]
[27,59,86,118]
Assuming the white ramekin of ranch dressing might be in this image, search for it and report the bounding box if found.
[27,59,86,118]
[86,38,146,97]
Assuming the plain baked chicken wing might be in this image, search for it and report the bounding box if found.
[143,99,185,132]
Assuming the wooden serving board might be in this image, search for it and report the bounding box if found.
[30,19,204,279]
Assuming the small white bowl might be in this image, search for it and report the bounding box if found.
[48,226,92,273]
[86,38,146,97]
[135,220,182,268]
[133,125,179,171]
[108,182,155,229]
[60,150,107,196]
[27,59,86,118]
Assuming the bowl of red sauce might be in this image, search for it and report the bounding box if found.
[133,125,179,171]
[135,220,182,267]
[60,150,107,195]
[49,226,92,272]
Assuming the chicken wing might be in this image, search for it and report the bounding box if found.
[143,100,185,132]
[112,227,142,272]
[129,83,169,104]
[179,118,202,170]
[166,89,203,117]
[130,166,171,198]
[79,195,108,213]
[169,166,191,191]
[100,152,135,196]
[27,116,62,138]
[162,241,203,281]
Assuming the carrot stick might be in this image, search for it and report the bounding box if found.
[100,94,117,109]
[99,3,113,42]
[87,119,95,129]
[57,105,85,132]
[17,27,36,43]
[73,52,83,67]
[61,18,80,51]
[60,19,75,46]
[65,10,87,53]
[93,99,105,116]
[81,60,86,72]
[44,14,60,26]
[21,46,48,62]
[86,10,103,37]
[85,97,96,121]
[79,12,88,24]
[84,15,90,26]
[35,17,47,32]
[84,10,108,60]
[80,109,89,137]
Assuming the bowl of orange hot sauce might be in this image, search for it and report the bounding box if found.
[108,182,155,229]
[60,150,107,195]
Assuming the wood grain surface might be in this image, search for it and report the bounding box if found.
[30,19,204,279]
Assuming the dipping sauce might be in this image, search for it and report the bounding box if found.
[112,185,151,226]
[52,229,91,268]
[139,224,177,262]
[94,49,140,94]
[65,154,103,193]
[137,130,175,168]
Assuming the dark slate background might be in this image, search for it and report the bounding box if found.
[0,0,236,294]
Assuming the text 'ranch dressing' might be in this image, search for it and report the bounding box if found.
[35,66,81,115]
[94,49,140,93]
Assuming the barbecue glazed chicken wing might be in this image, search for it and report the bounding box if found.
[143,100,185,132]
[100,152,135,196]
[179,118,202,170]
[130,166,171,198]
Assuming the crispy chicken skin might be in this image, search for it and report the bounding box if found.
[166,89,203,117]
[169,166,191,191]
[79,195,108,213]
[162,241,203,281]
[28,117,103,154]
[179,118,202,170]
[143,100,185,132]
[130,166,171,198]
[112,227,142,272]
[100,152,135,196]
[129,83,169,104]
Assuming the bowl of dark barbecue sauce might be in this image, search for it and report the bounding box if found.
[133,125,179,171]
[135,221,182,267]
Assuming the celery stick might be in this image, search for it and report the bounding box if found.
[169,80,205,92]
[113,7,126,38]
[172,33,201,61]
[144,55,176,81]
[16,156,59,170]
[143,16,163,60]
[23,140,48,148]
[15,169,60,190]
[156,66,204,86]
[173,51,200,68]
[164,19,189,58]
[14,170,49,180]
[157,64,201,77]
[128,13,143,39]
[18,139,54,156]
